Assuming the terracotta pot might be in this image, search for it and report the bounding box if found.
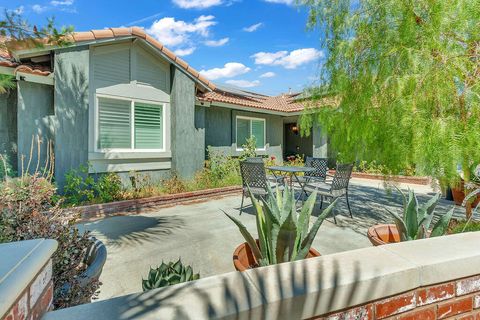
[233,241,321,272]
[451,186,480,207]
[367,224,401,246]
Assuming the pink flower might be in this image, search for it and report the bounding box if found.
[271,156,276,160]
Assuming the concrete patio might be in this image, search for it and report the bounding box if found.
[78,178,460,300]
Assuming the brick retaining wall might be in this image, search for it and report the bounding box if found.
[316,275,480,319]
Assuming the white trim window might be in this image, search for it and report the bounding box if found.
[236,116,266,151]
[95,95,166,152]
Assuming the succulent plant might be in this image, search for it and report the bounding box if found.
[225,186,337,267]
[387,187,454,241]
[142,259,200,291]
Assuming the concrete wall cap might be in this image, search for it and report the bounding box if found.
[43,232,480,320]
[0,238,58,317]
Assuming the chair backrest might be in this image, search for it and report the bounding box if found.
[245,157,264,163]
[331,163,354,195]
[239,160,268,190]
[305,157,328,180]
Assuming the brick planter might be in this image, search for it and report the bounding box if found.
[73,185,242,222]
[328,170,431,185]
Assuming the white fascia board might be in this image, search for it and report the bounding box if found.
[16,72,54,86]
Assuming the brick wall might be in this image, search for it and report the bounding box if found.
[2,260,54,320]
[315,275,480,320]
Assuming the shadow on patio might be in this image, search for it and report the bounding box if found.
[80,215,186,249]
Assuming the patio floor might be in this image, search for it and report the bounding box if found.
[78,178,461,300]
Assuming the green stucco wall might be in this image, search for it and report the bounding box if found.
[0,90,17,171]
[54,46,90,188]
[170,67,205,179]
[17,82,54,175]
[204,106,284,161]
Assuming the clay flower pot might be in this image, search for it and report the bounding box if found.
[233,241,321,272]
[367,224,401,246]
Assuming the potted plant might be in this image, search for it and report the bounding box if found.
[225,187,337,271]
[367,188,454,246]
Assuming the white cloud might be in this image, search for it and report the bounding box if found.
[14,6,24,14]
[172,0,223,9]
[200,62,251,80]
[50,0,74,5]
[260,72,276,78]
[264,0,294,4]
[146,15,217,47]
[225,80,260,88]
[32,4,47,13]
[174,47,196,56]
[243,22,263,32]
[204,37,229,47]
[251,48,323,69]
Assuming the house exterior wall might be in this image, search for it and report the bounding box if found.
[17,81,54,175]
[0,90,18,172]
[204,105,283,161]
[170,67,205,179]
[87,41,172,184]
[54,46,90,189]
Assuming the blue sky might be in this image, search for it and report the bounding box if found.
[4,0,323,96]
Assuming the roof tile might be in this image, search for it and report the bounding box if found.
[110,28,131,37]
[92,29,114,39]
[72,31,95,42]
[131,27,146,39]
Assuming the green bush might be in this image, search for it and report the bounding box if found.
[63,165,123,206]
[451,220,480,234]
[0,174,97,308]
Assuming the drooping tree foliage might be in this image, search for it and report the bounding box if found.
[0,10,73,92]
[299,0,480,186]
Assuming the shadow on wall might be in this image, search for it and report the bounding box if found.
[54,56,89,189]
[47,255,380,319]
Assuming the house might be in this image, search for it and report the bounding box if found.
[0,27,328,187]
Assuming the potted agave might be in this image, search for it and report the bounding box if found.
[367,188,454,246]
[225,187,337,271]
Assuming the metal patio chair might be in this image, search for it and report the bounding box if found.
[246,157,284,185]
[303,163,354,224]
[239,160,282,214]
[297,157,328,184]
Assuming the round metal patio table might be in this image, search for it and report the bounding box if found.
[266,166,316,201]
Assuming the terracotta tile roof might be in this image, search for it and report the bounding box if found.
[197,90,308,113]
[0,37,52,76]
[68,28,216,91]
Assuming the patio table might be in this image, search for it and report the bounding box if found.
[266,166,316,202]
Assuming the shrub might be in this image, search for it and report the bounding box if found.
[0,174,98,308]
[207,147,239,181]
[238,136,257,161]
[451,220,480,234]
[160,174,188,194]
[63,165,123,206]
[142,259,200,291]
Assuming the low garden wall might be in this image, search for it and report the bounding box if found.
[74,185,242,222]
[43,232,480,320]
[0,239,57,320]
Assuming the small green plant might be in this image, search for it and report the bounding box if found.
[96,173,123,203]
[0,153,15,181]
[238,136,257,161]
[386,188,454,241]
[142,259,200,291]
[451,220,480,234]
[225,186,337,266]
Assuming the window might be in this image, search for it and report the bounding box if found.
[236,116,266,150]
[97,96,165,151]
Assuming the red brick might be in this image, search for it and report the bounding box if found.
[325,304,373,320]
[457,310,480,320]
[375,292,416,319]
[437,296,473,319]
[397,307,436,320]
[457,276,480,296]
[30,282,53,320]
[417,283,455,306]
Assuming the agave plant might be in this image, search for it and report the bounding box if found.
[387,188,454,241]
[225,186,337,267]
[142,259,200,291]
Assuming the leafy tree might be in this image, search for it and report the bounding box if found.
[299,0,480,191]
[0,10,74,92]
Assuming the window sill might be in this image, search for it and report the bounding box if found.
[89,151,172,161]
